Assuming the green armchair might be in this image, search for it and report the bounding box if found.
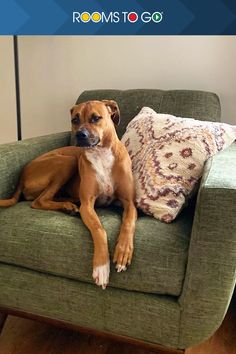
[0,89,235,352]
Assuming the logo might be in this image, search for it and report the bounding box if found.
[72,11,163,24]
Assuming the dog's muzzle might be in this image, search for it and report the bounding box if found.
[75,129,100,147]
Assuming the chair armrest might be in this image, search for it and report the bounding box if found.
[0,132,70,199]
[178,143,236,348]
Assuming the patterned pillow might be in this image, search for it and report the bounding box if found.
[121,107,236,223]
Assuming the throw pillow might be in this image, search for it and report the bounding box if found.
[121,107,236,222]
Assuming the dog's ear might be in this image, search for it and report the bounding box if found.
[70,105,78,116]
[102,100,120,126]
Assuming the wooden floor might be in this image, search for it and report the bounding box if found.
[0,294,235,354]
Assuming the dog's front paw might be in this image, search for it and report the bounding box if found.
[113,239,133,272]
[92,261,110,289]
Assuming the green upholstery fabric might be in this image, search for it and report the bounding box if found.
[178,143,236,347]
[0,264,180,348]
[0,132,70,199]
[0,201,194,296]
[76,89,221,138]
[0,89,235,350]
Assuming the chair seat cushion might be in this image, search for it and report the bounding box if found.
[0,201,195,296]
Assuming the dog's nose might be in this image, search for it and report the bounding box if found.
[76,129,89,140]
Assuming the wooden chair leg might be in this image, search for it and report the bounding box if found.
[0,313,7,333]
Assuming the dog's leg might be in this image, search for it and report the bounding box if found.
[80,198,110,289]
[112,162,137,272]
[113,199,137,272]
[31,156,79,215]
[32,192,80,215]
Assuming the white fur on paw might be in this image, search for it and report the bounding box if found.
[116,264,127,273]
[92,261,110,289]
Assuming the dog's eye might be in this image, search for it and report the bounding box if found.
[72,116,80,125]
[90,116,102,124]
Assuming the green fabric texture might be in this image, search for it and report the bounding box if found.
[179,143,236,348]
[0,132,70,199]
[0,202,194,296]
[76,89,221,138]
[0,89,235,350]
[0,263,180,349]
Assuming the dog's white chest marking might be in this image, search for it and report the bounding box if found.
[85,147,115,206]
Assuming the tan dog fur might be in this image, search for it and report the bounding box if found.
[0,100,137,289]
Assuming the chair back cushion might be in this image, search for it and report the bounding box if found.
[76,89,221,138]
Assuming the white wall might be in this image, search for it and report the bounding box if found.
[16,36,236,138]
[0,36,17,144]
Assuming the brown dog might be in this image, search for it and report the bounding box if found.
[0,100,137,289]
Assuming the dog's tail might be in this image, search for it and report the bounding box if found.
[0,181,22,207]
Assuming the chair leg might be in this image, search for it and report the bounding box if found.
[0,313,7,333]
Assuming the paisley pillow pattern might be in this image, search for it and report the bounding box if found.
[121,107,236,222]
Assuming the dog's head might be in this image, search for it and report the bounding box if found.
[70,100,120,148]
